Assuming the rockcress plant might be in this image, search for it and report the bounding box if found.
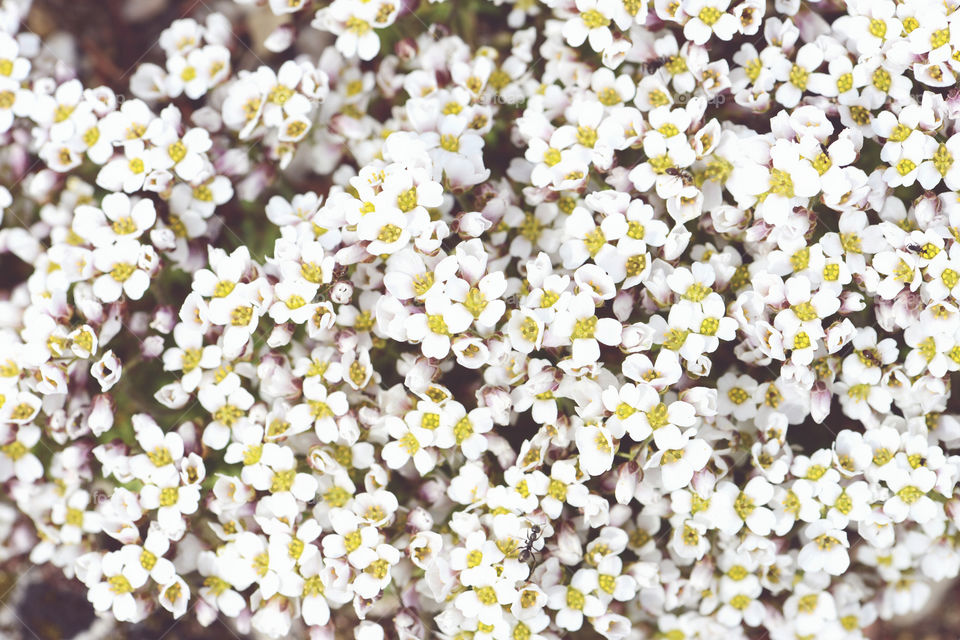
[0,0,959,638]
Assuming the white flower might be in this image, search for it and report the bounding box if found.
[0,424,43,483]
[798,520,850,576]
[683,0,738,45]
[198,376,255,449]
[381,415,438,475]
[96,140,155,193]
[313,0,389,61]
[287,381,348,442]
[87,551,148,622]
[562,0,618,53]
[352,543,401,599]
[139,468,200,538]
[546,569,605,631]
[771,42,825,108]
[715,476,776,536]
[119,524,177,586]
[146,122,212,181]
[883,465,938,523]
[92,239,151,302]
[574,423,616,477]
[162,323,222,392]
[646,432,712,491]
[406,293,473,359]
[549,293,623,366]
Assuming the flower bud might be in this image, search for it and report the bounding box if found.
[329,281,353,304]
[141,334,165,359]
[88,394,115,437]
[478,385,512,425]
[91,350,122,392]
[615,460,640,505]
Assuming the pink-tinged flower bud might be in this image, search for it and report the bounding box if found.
[417,478,447,505]
[257,356,297,399]
[711,204,749,233]
[478,385,512,425]
[266,325,293,348]
[364,465,389,493]
[88,394,115,437]
[620,322,655,353]
[744,221,772,244]
[150,227,177,252]
[751,273,786,307]
[946,498,960,528]
[888,291,923,330]
[177,421,201,454]
[406,506,434,533]
[455,211,492,238]
[810,381,832,424]
[355,620,385,640]
[148,308,175,336]
[236,166,271,202]
[45,408,68,445]
[913,192,943,229]
[218,148,252,176]
[615,460,640,505]
[839,291,866,314]
[36,362,68,395]
[73,283,105,324]
[261,24,293,53]
[873,298,898,332]
[555,522,583,566]
[180,452,206,486]
[6,137,30,176]
[825,318,856,353]
[302,623,334,640]
[394,37,418,62]
[485,433,516,469]
[612,290,634,322]
[141,334,164,359]
[143,170,173,193]
[91,350,122,392]
[330,281,353,304]
[194,600,218,628]
[99,303,126,346]
[155,382,190,409]
[690,469,718,494]
[680,386,717,416]
[661,224,691,260]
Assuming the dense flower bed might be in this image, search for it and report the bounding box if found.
[0,0,959,637]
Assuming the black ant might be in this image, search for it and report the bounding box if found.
[905,243,924,254]
[858,349,882,368]
[666,167,694,186]
[518,525,542,563]
[644,56,670,73]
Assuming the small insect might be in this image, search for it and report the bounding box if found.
[518,525,543,563]
[644,56,670,73]
[905,243,924,254]
[665,167,694,186]
[859,349,883,368]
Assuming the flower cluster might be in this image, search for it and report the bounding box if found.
[1,0,960,638]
